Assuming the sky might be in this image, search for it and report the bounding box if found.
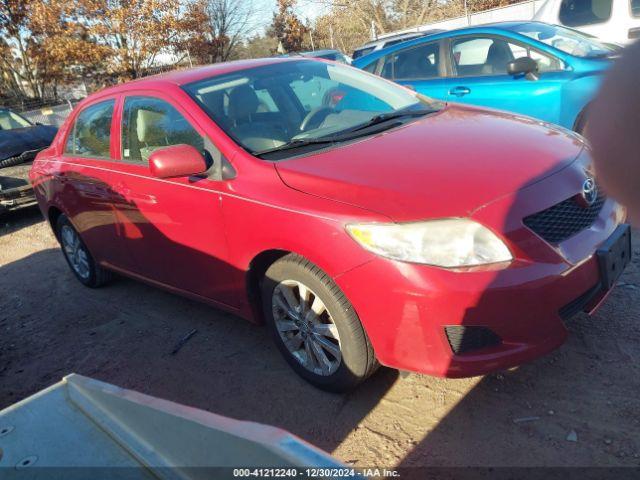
[252,0,330,30]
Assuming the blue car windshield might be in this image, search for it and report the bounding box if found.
[183,60,438,155]
[512,23,615,58]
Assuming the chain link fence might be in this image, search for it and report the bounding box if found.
[20,102,76,127]
[1,60,196,128]
[2,97,77,127]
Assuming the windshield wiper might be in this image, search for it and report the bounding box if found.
[344,108,437,134]
[255,108,437,158]
[254,135,357,157]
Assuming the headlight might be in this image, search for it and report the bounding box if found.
[346,219,512,268]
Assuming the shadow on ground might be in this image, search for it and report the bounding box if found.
[0,206,42,237]
[1,190,639,471]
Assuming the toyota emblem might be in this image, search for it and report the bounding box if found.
[581,177,597,206]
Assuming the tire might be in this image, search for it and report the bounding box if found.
[55,214,112,288]
[261,254,378,392]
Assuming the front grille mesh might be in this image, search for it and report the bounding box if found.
[445,326,501,355]
[523,194,605,244]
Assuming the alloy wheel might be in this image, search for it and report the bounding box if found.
[272,280,342,376]
[61,225,91,280]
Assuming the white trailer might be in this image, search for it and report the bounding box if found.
[0,374,344,479]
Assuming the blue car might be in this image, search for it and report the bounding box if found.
[353,21,617,132]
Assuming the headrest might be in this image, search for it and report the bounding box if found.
[136,109,165,143]
[227,85,260,122]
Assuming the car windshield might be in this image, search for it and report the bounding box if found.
[183,60,438,158]
[0,109,32,130]
[512,23,615,58]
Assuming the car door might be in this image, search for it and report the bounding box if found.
[445,35,569,125]
[108,93,238,306]
[378,40,452,100]
[58,97,127,268]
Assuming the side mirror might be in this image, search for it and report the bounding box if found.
[148,144,208,179]
[507,57,539,80]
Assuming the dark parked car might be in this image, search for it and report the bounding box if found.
[0,108,57,214]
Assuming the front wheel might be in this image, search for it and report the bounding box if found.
[56,214,112,288]
[261,254,378,392]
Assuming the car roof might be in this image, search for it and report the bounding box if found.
[355,28,446,53]
[478,20,541,30]
[357,32,425,49]
[352,21,553,65]
[96,57,304,96]
[300,49,341,56]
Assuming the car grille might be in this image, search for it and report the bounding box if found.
[444,326,501,355]
[523,193,606,244]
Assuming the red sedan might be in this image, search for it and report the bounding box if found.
[30,58,631,391]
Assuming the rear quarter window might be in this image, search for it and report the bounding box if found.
[382,42,441,80]
[64,100,115,159]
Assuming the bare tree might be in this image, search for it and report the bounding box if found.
[184,0,256,64]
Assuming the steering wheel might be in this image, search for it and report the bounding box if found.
[300,106,334,132]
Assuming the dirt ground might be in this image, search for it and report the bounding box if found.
[1,206,640,470]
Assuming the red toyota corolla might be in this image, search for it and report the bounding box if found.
[30,58,631,391]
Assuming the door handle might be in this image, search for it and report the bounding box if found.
[127,191,157,205]
[449,86,471,97]
[113,184,157,205]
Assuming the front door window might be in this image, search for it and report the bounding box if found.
[451,36,561,76]
[121,96,204,163]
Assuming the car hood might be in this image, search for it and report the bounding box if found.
[0,125,58,162]
[275,104,585,222]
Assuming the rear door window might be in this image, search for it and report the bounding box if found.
[559,0,613,26]
[64,100,115,159]
[121,96,204,164]
[632,0,640,17]
[381,42,441,80]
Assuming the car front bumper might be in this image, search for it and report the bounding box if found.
[335,236,622,378]
[0,162,36,214]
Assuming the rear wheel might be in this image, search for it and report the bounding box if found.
[261,254,378,392]
[56,214,112,288]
